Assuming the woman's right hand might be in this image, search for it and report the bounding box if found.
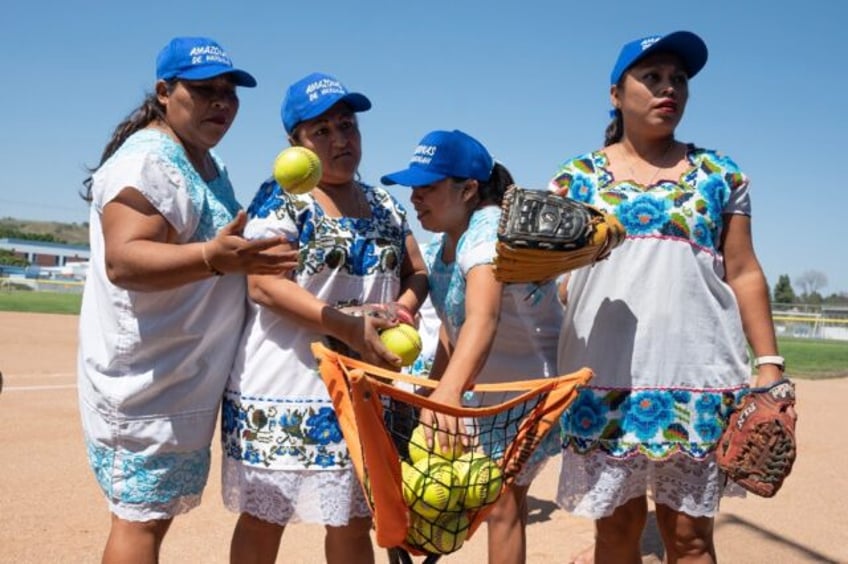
[204,211,299,276]
[418,385,469,457]
[321,306,400,370]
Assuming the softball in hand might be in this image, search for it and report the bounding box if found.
[379,323,422,367]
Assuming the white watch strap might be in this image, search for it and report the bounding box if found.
[754,355,785,369]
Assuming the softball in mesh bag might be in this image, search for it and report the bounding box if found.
[408,423,464,463]
[401,457,460,519]
[453,452,503,508]
[414,511,471,555]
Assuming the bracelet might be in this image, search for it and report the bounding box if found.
[201,243,224,276]
[754,355,785,370]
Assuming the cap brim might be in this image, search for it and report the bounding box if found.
[177,66,258,87]
[339,92,371,113]
[301,92,372,124]
[647,31,708,79]
[381,167,447,187]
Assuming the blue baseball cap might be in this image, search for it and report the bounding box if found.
[156,36,257,87]
[381,130,494,187]
[281,72,371,134]
[610,31,708,85]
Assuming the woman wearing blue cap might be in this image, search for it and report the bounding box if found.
[77,37,297,562]
[549,31,788,562]
[382,130,563,564]
[221,72,428,563]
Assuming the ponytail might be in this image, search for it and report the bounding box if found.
[604,109,623,146]
[476,162,515,206]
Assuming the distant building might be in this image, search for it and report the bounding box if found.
[0,238,90,281]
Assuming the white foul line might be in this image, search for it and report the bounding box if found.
[3,384,77,392]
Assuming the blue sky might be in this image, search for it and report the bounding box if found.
[2,1,845,294]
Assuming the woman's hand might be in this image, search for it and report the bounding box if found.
[418,383,469,457]
[754,365,798,421]
[332,310,399,368]
[203,211,299,276]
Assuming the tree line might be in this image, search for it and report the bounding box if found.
[2,224,846,305]
[773,270,848,306]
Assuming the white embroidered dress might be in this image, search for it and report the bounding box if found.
[221,179,411,526]
[549,146,751,518]
[78,129,246,521]
[426,205,563,484]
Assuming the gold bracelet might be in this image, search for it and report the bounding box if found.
[201,243,224,276]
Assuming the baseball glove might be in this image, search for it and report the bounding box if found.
[493,185,626,283]
[716,378,797,498]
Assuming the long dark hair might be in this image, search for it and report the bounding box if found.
[604,109,624,146]
[81,83,175,202]
[474,162,514,206]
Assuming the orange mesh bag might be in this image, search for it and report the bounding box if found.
[312,342,593,559]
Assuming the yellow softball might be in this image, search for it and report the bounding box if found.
[453,452,503,508]
[273,146,322,194]
[408,423,463,463]
[380,323,422,367]
[405,457,458,519]
[418,511,471,554]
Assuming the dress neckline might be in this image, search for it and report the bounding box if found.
[599,143,698,190]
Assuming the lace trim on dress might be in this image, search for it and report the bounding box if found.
[221,459,371,526]
[557,449,745,520]
[86,440,210,520]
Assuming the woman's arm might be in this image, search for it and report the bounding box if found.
[721,213,783,386]
[395,232,430,316]
[102,187,295,291]
[423,264,502,448]
[247,244,398,367]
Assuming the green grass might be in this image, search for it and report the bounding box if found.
[0,291,844,378]
[0,289,82,314]
[778,337,848,379]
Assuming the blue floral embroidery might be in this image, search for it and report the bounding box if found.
[279,411,303,427]
[86,441,209,504]
[347,234,380,276]
[621,391,675,441]
[221,394,352,469]
[561,388,745,460]
[112,131,241,241]
[616,194,670,235]
[563,390,608,437]
[692,216,713,248]
[247,179,284,219]
[549,146,746,255]
[569,175,595,202]
[428,207,515,341]
[305,407,343,445]
[694,417,723,442]
[699,174,729,219]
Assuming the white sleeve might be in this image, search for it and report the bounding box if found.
[93,150,198,239]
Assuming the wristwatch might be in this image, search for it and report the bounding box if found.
[754,355,785,371]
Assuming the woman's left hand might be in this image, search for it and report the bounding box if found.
[754,365,798,421]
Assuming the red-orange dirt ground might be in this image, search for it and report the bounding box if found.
[1,312,845,563]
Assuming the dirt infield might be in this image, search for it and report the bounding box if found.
[1,311,845,563]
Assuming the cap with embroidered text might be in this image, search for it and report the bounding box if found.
[610,31,708,85]
[281,72,371,134]
[381,130,494,187]
[156,36,256,87]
